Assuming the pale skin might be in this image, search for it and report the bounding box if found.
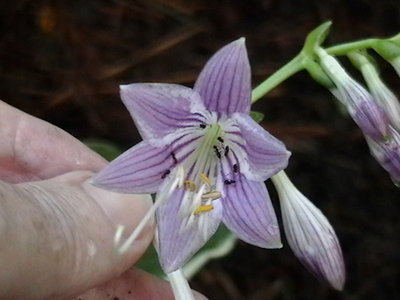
[0,101,206,300]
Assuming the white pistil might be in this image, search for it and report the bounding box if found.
[191,184,207,213]
[175,122,224,226]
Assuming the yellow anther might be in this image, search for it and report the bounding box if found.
[201,190,221,201]
[194,204,214,215]
[184,180,196,192]
[199,173,211,186]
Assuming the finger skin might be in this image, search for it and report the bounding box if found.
[71,269,208,300]
[0,172,153,300]
[72,269,175,300]
[0,101,209,300]
[0,100,107,183]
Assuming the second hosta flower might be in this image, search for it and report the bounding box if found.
[93,39,290,272]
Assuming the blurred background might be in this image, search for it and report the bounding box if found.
[0,0,399,299]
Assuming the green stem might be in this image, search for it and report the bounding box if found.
[251,54,304,103]
[251,31,397,103]
[326,38,378,56]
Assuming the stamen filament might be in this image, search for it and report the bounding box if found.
[188,123,222,182]
[117,199,159,254]
[200,173,211,186]
[116,167,184,254]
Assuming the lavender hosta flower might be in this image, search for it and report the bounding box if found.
[358,61,400,132]
[272,171,345,290]
[317,49,389,140]
[92,39,291,272]
[366,126,400,184]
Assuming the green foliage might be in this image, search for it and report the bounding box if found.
[136,245,164,277]
[84,139,123,161]
[302,21,332,57]
[250,111,265,123]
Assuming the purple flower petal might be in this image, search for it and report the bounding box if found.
[366,129,400,183]
[194,38,251,114]
[222,174,282,248]
[319,52,389,140]
[353,99,388,140]
[273,172,345,290]
[233,113,290,181]
[92,141,174,193]
[120,83,206,140]
[156,189,223,273]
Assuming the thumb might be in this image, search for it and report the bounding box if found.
[0,171,153,300]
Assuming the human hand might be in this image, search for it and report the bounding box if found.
[0,101,206,300]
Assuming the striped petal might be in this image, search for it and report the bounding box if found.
[194,38,251,114]
[273,172,345,290]
[222,174,282,248]
[233,113,291,181]
[92,141,174,194]
[353,99,389,140]
[156,189,223,273]
[120,83,207,140]
[366,128,400,183]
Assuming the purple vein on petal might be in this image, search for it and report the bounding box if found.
[194,38,250,114]
[133,93,202,128]
[223,181,266,242]
[213,46,238,113]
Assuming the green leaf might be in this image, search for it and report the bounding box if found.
[373,40,400,61]
[83,139,122,161]
[136,245,164,277]
[302,21,332,57]
[250,111,265,123]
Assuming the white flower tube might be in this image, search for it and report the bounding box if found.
[167,269,196,300]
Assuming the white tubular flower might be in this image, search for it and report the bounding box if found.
[349,51,400,132]
[366,68,400,132]
[366,126,400,185]
[272,171,345,290]
[317,48,389,141]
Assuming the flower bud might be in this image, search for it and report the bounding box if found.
[317,49,389,140]
[348,50,400,131]
[366,127,400,184]
[272,172,346,290]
